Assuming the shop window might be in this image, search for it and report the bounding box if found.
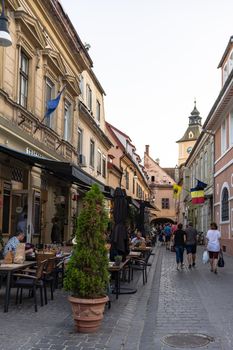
[11,168,23,183]
[2,183,11,234]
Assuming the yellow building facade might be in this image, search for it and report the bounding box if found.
[0,0,111,244]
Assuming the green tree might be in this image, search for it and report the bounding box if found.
[64,184,109,298]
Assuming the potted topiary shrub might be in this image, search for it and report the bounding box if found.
[64,184,109,333]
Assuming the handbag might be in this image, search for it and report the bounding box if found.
[218,250,224,268]
[202,250,209,264]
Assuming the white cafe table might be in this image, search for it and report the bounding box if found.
[0,260,36,312]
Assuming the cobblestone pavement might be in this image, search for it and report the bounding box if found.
[1,246,233,350]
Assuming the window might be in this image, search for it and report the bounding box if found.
[64,101,72,142]
[162,198,169,209]
[221,118,227,154]
[230,111,233,147]
[125,170,129,190]
[151,176,155,182]
[86,84,92,111]
[96,100,101,122]
[97,150,101,174]
[189,131,194,139]
[2,183,11,234]
[33,191,41,235]
[223,64,228,85]
[79,75,84,98]
[204,152,208,179]
[19,52,29,108]
[90,140,95,167]
[229,52,233,74]
[45,78,55,128]
[77,128,83,155]
[221,187,229,221]
[102,155,106,178]
[133,177,135,194]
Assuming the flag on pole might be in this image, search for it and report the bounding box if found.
[190,189,205,204]
[190,179,207,204]
[195,179,208,190]
[173,184,182,199]
[45,85,66,118]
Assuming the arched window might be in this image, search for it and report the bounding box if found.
[189,131,193,139]
[221,187,229,221]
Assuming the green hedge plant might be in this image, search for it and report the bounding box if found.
[64,184,109,298]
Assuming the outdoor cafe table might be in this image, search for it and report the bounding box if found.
[108,258,137,299]
[0,260,36,312]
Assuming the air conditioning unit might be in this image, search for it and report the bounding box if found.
[79,154,86,167]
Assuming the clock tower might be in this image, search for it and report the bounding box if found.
[177,101,202,166]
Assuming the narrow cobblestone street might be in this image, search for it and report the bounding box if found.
[1,245,233,350]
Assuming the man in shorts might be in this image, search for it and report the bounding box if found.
[185,222,198,268]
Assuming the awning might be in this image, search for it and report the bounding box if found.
[0,145,107,192]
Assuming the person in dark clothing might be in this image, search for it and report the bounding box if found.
[173,223,186,270]
[51,217,61,244]
[185,222,198,269]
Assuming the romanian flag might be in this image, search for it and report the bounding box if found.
[190,189,205,204]
[173,184,182,199]
[190,179,207,204]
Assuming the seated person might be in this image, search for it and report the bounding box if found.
[131,231,145,247]
[3,231,33,257]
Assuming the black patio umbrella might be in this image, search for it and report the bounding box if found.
[137,201,146,236]
[111,187,129,260]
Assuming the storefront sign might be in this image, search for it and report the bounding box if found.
[25,147,43,158]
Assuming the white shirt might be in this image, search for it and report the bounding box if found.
[206,229,221,252]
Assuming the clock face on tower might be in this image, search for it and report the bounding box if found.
[187,146,192,154]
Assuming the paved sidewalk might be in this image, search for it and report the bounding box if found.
[0,246,233,350]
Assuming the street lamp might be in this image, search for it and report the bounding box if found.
[0,0,12,47]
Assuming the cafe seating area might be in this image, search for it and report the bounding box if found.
[0,238,156,313]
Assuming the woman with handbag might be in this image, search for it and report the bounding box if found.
[206,222,221,274]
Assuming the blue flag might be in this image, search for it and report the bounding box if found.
[195,179,208,190]
[45,85,66,118]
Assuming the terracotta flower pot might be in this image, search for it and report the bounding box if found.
[68,295,109,333]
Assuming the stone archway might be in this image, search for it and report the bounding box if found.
[150,217,175,226]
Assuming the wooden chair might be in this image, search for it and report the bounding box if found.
[13,260,47,312]
[43,257,57,302]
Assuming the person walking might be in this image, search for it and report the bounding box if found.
[206,222,221,274]
[185,222,198,269]
[173,223,186,270]
[164,223,172,250]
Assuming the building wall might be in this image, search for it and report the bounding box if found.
[144,147,176,222]
[0,0,110,243]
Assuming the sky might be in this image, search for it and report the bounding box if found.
[61,0,233,167]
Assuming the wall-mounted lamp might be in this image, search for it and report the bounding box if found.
[0,0,12,47]
[133,171,138,180]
